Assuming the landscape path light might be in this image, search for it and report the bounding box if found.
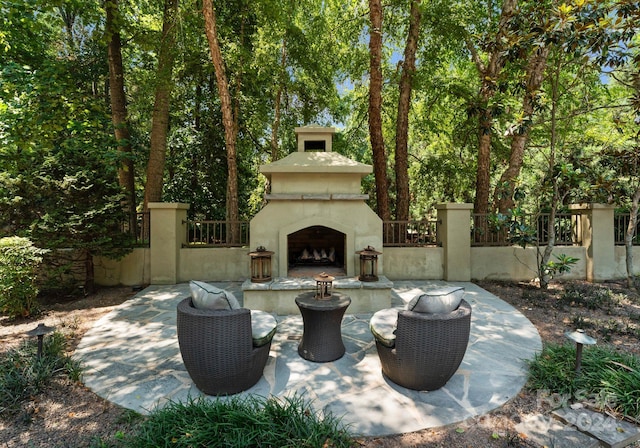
[26,323,55,359]
[564,328,596,374]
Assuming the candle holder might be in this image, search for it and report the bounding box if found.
[314,272,335,300]
[248,247,274,282]
[356,246,382,282]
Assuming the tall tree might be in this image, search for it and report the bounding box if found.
[466,0,518,214]
[369,0,391,221]
[202,0,239,236]
[105,0,137,231]
[395,0,422,221]
[143,0,179,211]
[494,45,550,213]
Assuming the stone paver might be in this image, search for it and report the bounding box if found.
[554,407,640,448]
[76,281,542,437]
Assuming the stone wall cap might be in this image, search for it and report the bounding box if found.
[147,202,190,210]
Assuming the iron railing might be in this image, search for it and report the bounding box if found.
[614,213,640,245]
[183,220,250,247]
[383,220,438,247]
[471,212,581,247]
[122,212,150,247]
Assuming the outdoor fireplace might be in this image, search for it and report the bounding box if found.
[249,125,383,278]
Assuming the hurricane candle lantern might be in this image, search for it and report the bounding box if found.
[314,272,335,300]
[356,246,382,282]
[248,246,274,283]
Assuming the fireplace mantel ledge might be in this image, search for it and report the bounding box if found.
[264,193,369,201]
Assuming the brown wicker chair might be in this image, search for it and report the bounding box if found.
[372,299,471,391]
[177,297,273,396]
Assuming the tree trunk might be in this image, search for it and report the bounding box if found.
[468,0,518,214]
[626,187,640,288]
[495,46,550,213]
[538,54,561,290]
[105,0,137,233]
[395,0,421,221]
[143,0,178,211]
[203,0,239,241]
[368,0,391,221]
[271,38,287,163]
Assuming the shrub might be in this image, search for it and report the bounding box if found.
[0,236,49,318]
[125,394,355,447]
[559,282,619,310]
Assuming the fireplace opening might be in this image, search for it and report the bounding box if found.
[288,226,345,277]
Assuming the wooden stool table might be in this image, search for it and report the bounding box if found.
[295,291,351,362]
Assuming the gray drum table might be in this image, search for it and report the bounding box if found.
[295,291,351,362]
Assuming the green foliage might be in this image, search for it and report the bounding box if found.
[542,254,579,279]
[125,394,355,447]
[0,331,82,417]
[559,282,620,310]
[527,343,640,419]
[0,236,48,318]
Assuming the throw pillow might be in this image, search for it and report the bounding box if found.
[407,286,464,314]
[189,280,240,310]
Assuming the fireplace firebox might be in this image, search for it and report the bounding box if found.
[288,226,345,271]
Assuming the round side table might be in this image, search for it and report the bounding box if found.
[295,291,351,362]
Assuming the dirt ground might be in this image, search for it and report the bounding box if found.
[1,280,639,447]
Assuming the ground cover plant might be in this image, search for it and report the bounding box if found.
[124,395,353,448]
[0,331,81,417]
[528,344,640,420]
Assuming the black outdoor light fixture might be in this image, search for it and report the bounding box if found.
[314,272,334,300]
[27,323,55,359]
[356,246,382,282]
[564,328,596,374]
[248,246,274,283]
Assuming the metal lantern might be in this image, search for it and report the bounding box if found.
[27,323,55,359]
[356,246,382,282]
[248,246,274,283]
[564,329,596,374]
[314,272,335,300]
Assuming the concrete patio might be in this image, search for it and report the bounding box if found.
[75,280,541,437]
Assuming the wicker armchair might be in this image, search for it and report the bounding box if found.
[372,299,471,391]
[177,297,274,396]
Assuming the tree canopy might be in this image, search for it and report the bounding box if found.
[1,0,638,241]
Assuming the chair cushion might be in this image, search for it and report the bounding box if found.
[250,310,278,347]
[370,307,399,348]
[189,280,240,310]
[407,286,464,314]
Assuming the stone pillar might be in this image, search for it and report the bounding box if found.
[572,203,615,282]
[148,202,189,284]
[436,203,473,281]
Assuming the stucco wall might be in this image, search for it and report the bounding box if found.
[470,246,587,281]
[94,244,640,286]
[179,247,250,282]
[383,247,443,280]
[613,246,640,278]
[94,248,150,286]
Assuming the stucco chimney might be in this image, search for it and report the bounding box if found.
[295,125,335,152]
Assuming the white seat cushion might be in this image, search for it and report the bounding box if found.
[189,280,240,310]
[250,310,277,347]
[407,286,464,314]
[370,307,399,348]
